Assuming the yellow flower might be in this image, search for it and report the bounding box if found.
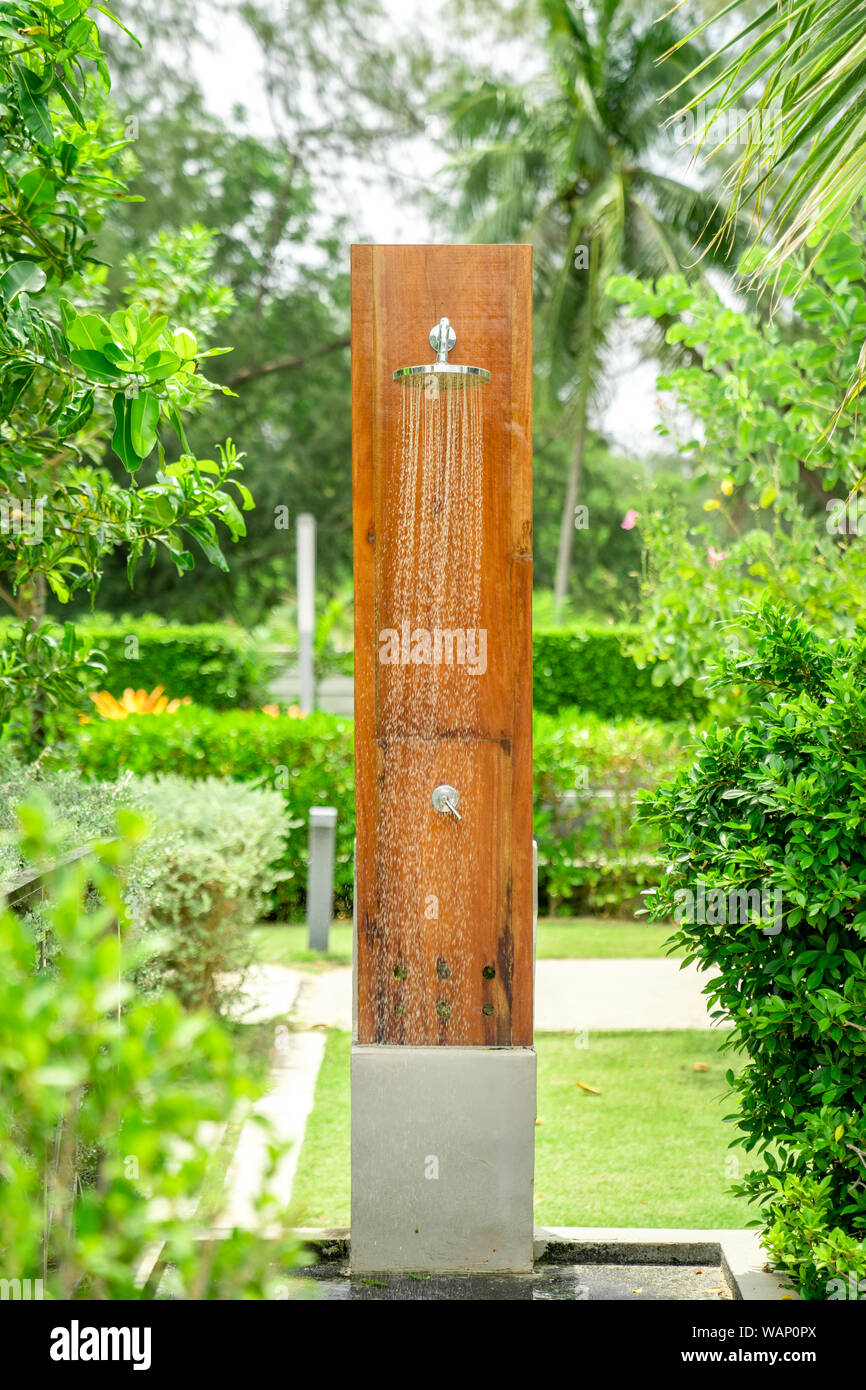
[89,686,192,719]
[721,478,734,496]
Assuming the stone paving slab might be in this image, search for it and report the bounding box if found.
[296,1227,797,1300]
[295,1262,731,1300]
[226,958,724,1033]
[534,958,724,1031]
[219,1028,326,1231]
[222,963,304,1024]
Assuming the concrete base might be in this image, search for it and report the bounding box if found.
[295,1227,799,1301]
[351,1045,536,1273]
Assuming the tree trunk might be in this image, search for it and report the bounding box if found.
[553,387,590,610]
[553,237,598,613]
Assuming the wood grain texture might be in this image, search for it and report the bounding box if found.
[352,244,533,1046]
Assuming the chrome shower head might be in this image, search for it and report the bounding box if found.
[393,317,490,388]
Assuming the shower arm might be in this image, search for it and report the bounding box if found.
[433,317,455,364]
[393,318,489,384]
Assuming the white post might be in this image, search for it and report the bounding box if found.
[307,806,337,951]
[297,512,316,714]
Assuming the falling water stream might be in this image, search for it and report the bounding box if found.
[372,375,487,1043]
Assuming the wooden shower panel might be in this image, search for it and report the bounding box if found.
[352,243,533,1046]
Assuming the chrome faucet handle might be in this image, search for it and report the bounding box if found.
[431,784,461,820]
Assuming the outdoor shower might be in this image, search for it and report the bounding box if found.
[393,315,491,385]
[351,244,534,1272]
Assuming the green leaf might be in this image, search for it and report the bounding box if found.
[54,76,86,128]
[0,261,47,304]
[65,310,112,352]
[143,491,178,527]
[46,572,71,603]
[128,391,160,458]
[126,542,141,587]
[217,492,246,540]
[17,168,56,208]
[167,402,190,453]
[184,518,229,571]
[172,327,198,360]
[141,348,181,382]
[93,4,143,47]
[68,348,122,383]
[112,393,142,472]
[55,388,95,440]
[13,66,54,148]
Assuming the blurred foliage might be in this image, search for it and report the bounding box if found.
[533,706,688,914]
[71,0,434,623]
[123,774,288,1013]
[65,705,356,919]
[0,612,269,751]
[667,0,866,323]
[608,220,866,687]
[69,614,269,707]
[1,761,288,1014]
[0,799,304,1298]
[0,4,254,733]
[0,755,133,882]
[437,0,746,605]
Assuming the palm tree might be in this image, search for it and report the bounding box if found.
[666,0,866,292]
[441,0,742,608]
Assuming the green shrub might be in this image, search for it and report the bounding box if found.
[67,707,355,919]
[638,605,866,1298]
[0,805,303,1299]
[0,764,287,1012]
[764,1174,866,1301]
[0,615,271,711]
[533,621,708,722]
[127,775,287,1012]
[66,705,684,919]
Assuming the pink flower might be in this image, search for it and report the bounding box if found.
[621,509,639,530]
[707,547,727,569]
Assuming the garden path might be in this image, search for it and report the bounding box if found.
[228,958,724,1034]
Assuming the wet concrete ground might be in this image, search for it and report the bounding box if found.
[295,1262,732,1300]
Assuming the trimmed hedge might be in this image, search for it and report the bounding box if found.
[298,621,708,721]
[64,705,687,919]
[533,622,708,722]
[0,615,270,709]
[0,614,706,721]
[533,708,687,915]
[66,708,355,919]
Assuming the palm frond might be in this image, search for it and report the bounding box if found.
[666,0,866,292]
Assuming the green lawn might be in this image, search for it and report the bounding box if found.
[289,1029,748,1230]
[253,917,678,969]
[253,922,355,968]
[536,918,678,959]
